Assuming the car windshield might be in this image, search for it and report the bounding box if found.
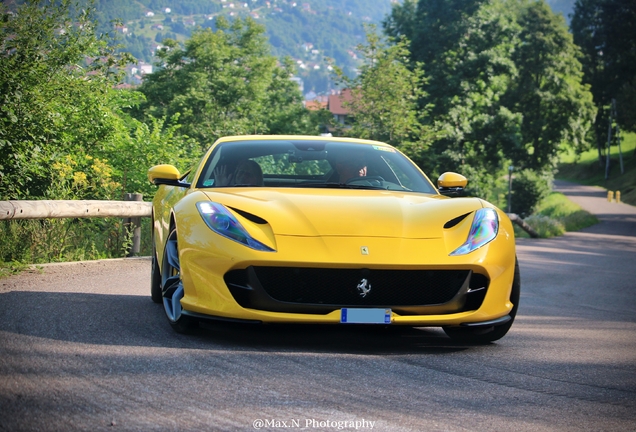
[196,139,438,194]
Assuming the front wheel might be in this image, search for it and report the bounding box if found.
[161,228,197,333]
[443,258,520,344]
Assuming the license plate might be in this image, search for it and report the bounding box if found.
[340,308,392,324]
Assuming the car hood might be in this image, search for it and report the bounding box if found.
[201,188,484,239]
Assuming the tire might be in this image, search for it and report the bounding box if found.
[160,228,197,333]
[443,258,520,344]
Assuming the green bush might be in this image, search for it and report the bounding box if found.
[511,169,552,217]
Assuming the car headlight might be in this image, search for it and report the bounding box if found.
[196,202,275,252]
[449,208,498,256]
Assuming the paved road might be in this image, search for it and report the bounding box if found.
[553,179,636,237]
[1,183,635,431]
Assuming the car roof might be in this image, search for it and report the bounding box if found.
[213,135,393,148]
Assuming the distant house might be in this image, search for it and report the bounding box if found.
[304,100,328,111]
[145,11,155,17]
[328,89,354,125]
[164,8,171,13]
[139,64,153,75]
[151,44,166,55]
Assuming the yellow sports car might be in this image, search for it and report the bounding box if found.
[149,135,519,343]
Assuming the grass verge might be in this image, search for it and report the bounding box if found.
[514,192,599,238]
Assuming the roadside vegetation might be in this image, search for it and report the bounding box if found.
[515,192,599,238]
[1,0,634,270]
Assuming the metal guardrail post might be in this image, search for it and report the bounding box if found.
[124,193,143,257]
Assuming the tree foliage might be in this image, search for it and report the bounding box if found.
[0,0,132,199]
[385,0,522,192]
[508,0,596,170]
[571,0,636,153]
[333,26,431,149]
[137,16,318,149]
[383,0,595,196]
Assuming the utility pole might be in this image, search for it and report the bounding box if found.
[605,99,624,179]
[605,101,613,180]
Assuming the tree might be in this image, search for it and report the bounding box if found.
[507,1,596,171]
[571,0,636,158]
[137,16,316,150]
[333,26,430,149]
[386,0,522,188]
[383,0,596,191]
[0,0,133,200]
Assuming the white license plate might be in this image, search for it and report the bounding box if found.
[340,308,392,324]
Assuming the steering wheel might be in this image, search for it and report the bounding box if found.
[345,176,385,187]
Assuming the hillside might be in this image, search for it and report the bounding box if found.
[92,0,393,94]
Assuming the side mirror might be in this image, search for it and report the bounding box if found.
[438,172,468,197]
[148,165,187,187]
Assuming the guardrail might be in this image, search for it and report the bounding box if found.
[0,199,151,220]
[0,195,152,256]
[1,198,540,240]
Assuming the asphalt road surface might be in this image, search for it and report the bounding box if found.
[1,182,635,431]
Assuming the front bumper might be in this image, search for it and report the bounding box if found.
[177,233,517,327]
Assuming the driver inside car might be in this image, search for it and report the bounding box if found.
[335,152,367,183]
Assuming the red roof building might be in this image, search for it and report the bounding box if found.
[327,89,354,124]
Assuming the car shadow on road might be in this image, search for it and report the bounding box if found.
[0,290,493,355]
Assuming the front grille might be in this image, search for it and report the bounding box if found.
[224,266,487,315]
[251,267,469,306]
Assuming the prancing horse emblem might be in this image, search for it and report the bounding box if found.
[357,278,371,297]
